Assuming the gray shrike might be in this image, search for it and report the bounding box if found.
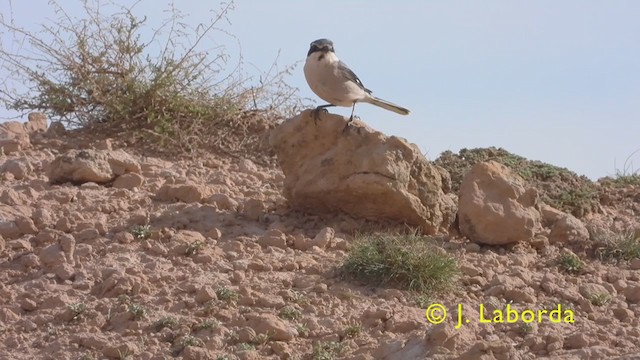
[303,38,410,125]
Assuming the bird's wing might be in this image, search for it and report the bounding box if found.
[338,61,372,94]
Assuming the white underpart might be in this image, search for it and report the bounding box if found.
[303,51,369,107]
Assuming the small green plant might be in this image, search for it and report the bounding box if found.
[117,294,131,304]
[46,323,58,336]
[610,148,640,186]
[344,323,362,338]
[185,240,205,256]
[557,253,583,274]
[117,348,133,360]
[182,335,204,348]
[215,355,236,360]
[67,302,88,320]
[194,319,219,331]
[278,306,302,320]
[128,303,147,320]
[343,233,458,294]
[288,290,310,306]
[236,343,255,351]
[216,287,239,303]
[296,324,310,338]
[311,341,345,360]
[154,316,179,331]
[130,225,151,240]
[519,322,534,334]
[595,229,640,262]
[252,331,273,346]
[590,293,612,306]
[609,174,640,187]
[225,331,240,344]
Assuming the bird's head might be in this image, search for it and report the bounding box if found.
[307,39,334,57]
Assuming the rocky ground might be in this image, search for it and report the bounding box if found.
[1,112,640,360]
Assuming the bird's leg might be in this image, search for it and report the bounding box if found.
[311,104,335,124]
[342,102,357,133]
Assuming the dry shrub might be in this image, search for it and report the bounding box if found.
[0,0,307,157]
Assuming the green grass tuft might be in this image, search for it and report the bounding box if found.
[557,253,583,274]
[311,341,345,360]
[343,233,458,294]
[595,229,640,262]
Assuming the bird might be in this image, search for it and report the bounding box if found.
[303,38,410,127]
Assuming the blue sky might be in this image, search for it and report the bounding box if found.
[1,1,639,180]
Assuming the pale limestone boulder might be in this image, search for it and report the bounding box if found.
[269,110,456,234]
[458,161,541,245]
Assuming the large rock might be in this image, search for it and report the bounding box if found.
[0,112,48,154]
[269,110,456,234]
[48,149,140,184]
[458,161,541,245]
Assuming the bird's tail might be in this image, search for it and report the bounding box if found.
[364,96,410,116]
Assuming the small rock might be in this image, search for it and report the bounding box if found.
[19,297,38,312]
[114,231,135,244]
[564,332,589,349]
[530,235,549,249]
[0,219,20,239]
[94,139,113,150]
[156,183,205,203]
[237,327,257,343]
[15,216,38,235]
[241,199,266,221]
[579,283,609,299]
[624,286,640,303]
[238,159,258,174]
[460,264,481,277]
[39,244,67,268]
[26,112,48,132]
[74,228,100,242]
[1,158,33,180]
[309,227,334,249]
[207,227,222,240]
[293,234,311,251]
[195,286,217,304]
[259,229,287,249]
[464,243,481,253]
[612,307,633,323]
[549,213,589,244]
[630,258,640,271]
[0,120,31,153]
[113,173,144,189]
[54,263,75,281]
[207,193,238,210]
[59,233,76,265]
[181,346,212,360]
[245,313,297,341]
[48,149,140,184]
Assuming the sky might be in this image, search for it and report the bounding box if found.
[1,1,639,180]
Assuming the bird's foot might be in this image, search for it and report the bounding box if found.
[311,106,329,125]
[342,115,357,133]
